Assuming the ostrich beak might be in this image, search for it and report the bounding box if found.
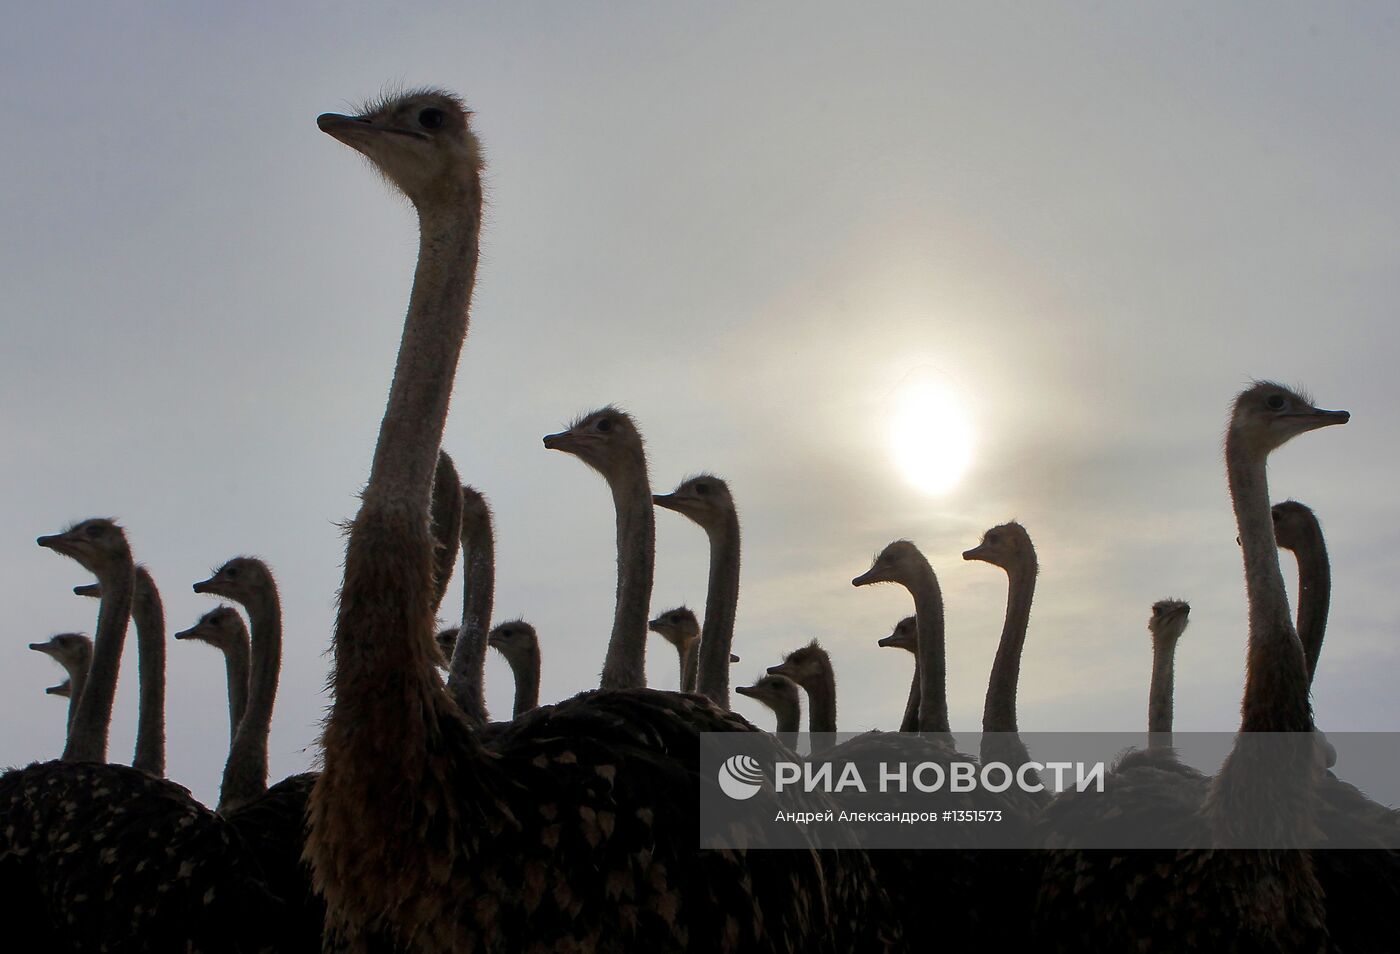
[192,576,216,595]
[851,568,881,587]
[542,430,579,452]
[46,682,69,696]
[317,112,379,148]
[173,625,196,640]
[37,532,74,554]
[962,545,987,562]
[647,617,665,632]
[730,653,741,663]
[28,641,53,655]
[1300,408,1350,430]
[734,685,758,698]
[877,633,899,648]
[652,493,683,512]
[73,583,101,598]
[767,662,794,679]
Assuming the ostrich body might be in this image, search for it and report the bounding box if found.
[963,522,1047,802]
[1037,382,1346,952]
[2,522,285,948]
[647,606,700,690]
[175,605,251,746]
[446,484,495,724]
[654,474,741,707]
[545,406,655,691]
[131,566,167,776]
[29,632,92,740]
[193,558,281,815]
[877,616,920,732]
[304,89,894,953]
[734,672,802,750]
[487,620,540,716]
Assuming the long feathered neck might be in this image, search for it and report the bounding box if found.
[132,567,166,776]
[600,469,654,690]
[64,558,134,763]
[773,695,801,750]
[695,510,740,708]
[508,649,540,717]
[428,455,462,617]
[65,659,89,740]
[1286,524,1331,687]
[898,667,920,733]
[447,498,495,726]
[982,551,1036,734]
[679,640,699,692]
[801,650,838,742]
[1148,631,1181,747]
[907,562,952,740]
[222,628,251,746]
[1226,435,1313,734]
[219,582,281,813]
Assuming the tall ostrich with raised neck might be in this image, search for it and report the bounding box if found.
[1038,382,1346,952]
[1272,500,1329,685]
[193,557,281,814]
[545,406,655,690]
[487,619,540,716]
[174,605,251,746]
[647,606,700,690]
[654,474,741,707]
[29,632,92,739]
[1146,599,1190,752]
[735,672,801,750]
[430,450,465,617]
[962,521,1045,800]
[446,484,495,724]
[853,540,952,744]
[877,616,919,731]
[305,88,895,953]
[130,566,166,776]
[37,518,133,763]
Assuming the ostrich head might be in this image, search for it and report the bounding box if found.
[543,406,646,482]
[1229,382,1348,454]
[1149,599,1191,641]
[487,619,539,668]
[735,672,800,710]
[461,485,492,533]
[434,627,458,667]
[29,632,93,674]
[962,521,1033,570]
[653,474,735,533]
[1272,500,1320,553]
[647,606,699,651]
[851,540,928,588]
[767,640,828,689]
[46,679,71,697]
[878,616,917,652]
[317,88,481,208]
[193,557,274,605]
[174,605,248,652]
[37,518,131,577]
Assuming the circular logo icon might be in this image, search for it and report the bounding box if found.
[718,754,765,800]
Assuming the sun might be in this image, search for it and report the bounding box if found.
[889,376,974,495]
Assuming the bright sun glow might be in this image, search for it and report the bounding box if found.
[890,376,975,495]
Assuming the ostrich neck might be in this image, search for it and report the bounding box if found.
[1147,635,1179,747]
[599,470,654,690]
[677,641,698,692]
[447,511,495,725]
[222,634,251,746]
[908,565,951,738]
[428,460,462,617]
[64,560,134,763]
[64,661,89,739]
[508,652,540,717]
[1227,438,1313,734]
[803,655,838,750]
[898,665,920,732]
[695,513,740,708]
[982,557,1036,734]
[132,568,166,776]
[219,587,281,813]
[1288,531,1331,687]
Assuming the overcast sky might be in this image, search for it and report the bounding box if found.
[3,3,1398,806]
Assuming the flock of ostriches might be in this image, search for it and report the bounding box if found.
[1,87,1395,954]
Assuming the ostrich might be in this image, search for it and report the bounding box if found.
[767,640,837,747]
[962,522,1047,802]
[877,616,919,731]
[174,605,251,746]
[1271,500,1328,685]
[305,88,897,953]
[647,606,700,690]
[446,484,495,724]
[1,521,285,948]
[29,632,92,738]
[1146,599,1190,752]
[734,672,801,751]
[653,474,741,708]
[486,619,540,717]
[1038,382,1346,952]
[545,406,655,691]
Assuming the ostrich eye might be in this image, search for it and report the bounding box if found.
[83,524,103,538]
[595,418,613,433]
[1266,394,1286,411]
[418,108,445,129]
[225,567,239,579]
[695,483,709,495]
